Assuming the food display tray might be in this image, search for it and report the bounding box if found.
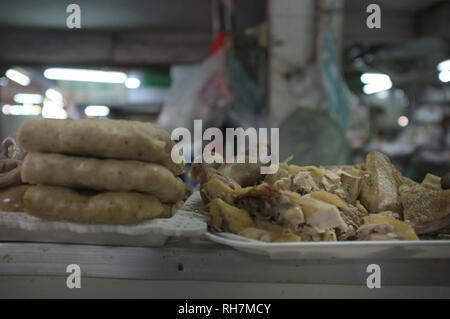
[186,191,450,259]
[205,231,450,259]
[0,207,207,247]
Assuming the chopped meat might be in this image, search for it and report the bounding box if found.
[208,198,254,233]
[202,178,238,204]
[355,200,369,215]
[239,220,301,242]
[421,173,442,191]
[378,210,401,220]
[217,160,263,187]
[321,175,338,193]
[310,190,349,208]
[357,223,402,241]
[297,195,348,233]
[271,177,292,191]
[192,147,448,242]
[300,225,337,241]
[414,215,450,235]
[264,167,289,185]
[278,204,304,231]
[359,151,401,213]
[234,184,304,231]
[339,171,362,203]
[358,214,418,240]
[292,171,321,194]
[399,183,450,234]
[192,162,241,203]
[338,206,367,240]
[238,227,272,241]
[236,197,274,220]
[320,170,341,193]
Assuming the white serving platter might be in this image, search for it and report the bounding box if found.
[0,207,207,247]
[185,191,450,259]
[205,231,450,259]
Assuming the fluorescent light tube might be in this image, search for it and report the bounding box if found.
[14,93,43,104]
[84,105,110,117]
[44,68,127,84]
[6,69,30,86]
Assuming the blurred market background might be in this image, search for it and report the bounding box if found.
[0,0,449,181]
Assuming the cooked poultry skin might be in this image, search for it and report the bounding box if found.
[297,195,348,233]
[239,220,301,242]
[208,198,254,233]
[234,184,305,232]
[421,173,442,191]
[217,161,263,187]
[359,151,401,213]
[399,183,450,234]
[358,214,418,240]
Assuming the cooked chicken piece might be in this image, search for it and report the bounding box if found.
[234,184,304,231]
[320,170,341,192]
[359,151,401,213]
[289,166,363,204]
[357,214,418,240]
[208,198,254,233]
[392,168,418,188]
[238,227,274,241]
[339,206,367,240]
[308,190,366,240]
[191,157,265,204]
[208,196,302,242]
[256,220,302,242]
[310,190,348,209]
[189,161,219,180]
[264,162,364,204]
[339,171,362,203]
[297,195,348,233]
[278,205,305,231]
[399,183,450,234]
[271,177,293,191]
[355,200,369,215]
[191,161,241,203]
[217,161,262,187]
[421,173,442,191]
[264,166,289,185]
[300,225,337,241]
[357,223,402,240]
[378,210,401,220]
[292,171,321,194]
[239,228,301,242]
[203,178,237,204]
[238,220,301,242]
[192,154,262,187]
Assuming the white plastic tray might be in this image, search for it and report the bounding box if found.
[185,191,450,259]
[0,207,207,247]
[205,231,450,259]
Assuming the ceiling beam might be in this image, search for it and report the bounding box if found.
[0,27,211,67]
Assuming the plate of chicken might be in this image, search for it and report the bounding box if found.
[188,151,450,259]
